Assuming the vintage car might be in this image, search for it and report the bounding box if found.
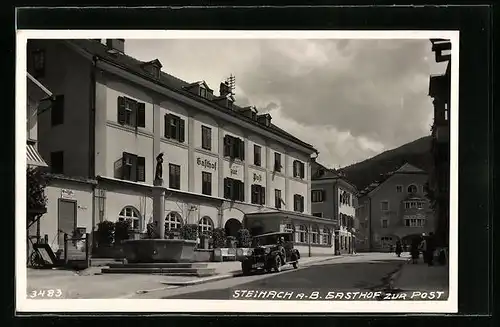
[237,231,301,275]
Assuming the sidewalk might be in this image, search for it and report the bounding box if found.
[26,255,340,299]
[392,261,449,293]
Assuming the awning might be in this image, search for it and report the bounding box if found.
[27,143,48,167]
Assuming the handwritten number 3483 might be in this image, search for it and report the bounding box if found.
[29,289,63,298]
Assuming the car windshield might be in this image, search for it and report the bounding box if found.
[252,234,289,247]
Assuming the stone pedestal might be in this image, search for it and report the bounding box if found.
[153,181,165,239]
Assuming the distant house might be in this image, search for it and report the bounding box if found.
[311,161,358,254]
[356,163,435,252]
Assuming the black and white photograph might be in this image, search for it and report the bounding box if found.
[17,30,458,313]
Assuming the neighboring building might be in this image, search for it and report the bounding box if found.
[27,38,337,255]
[311,161,358,254]
[428,39,451,247]
[356,163,435,252]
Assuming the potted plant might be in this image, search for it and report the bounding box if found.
[180,224,198,241]
[226,236,237,248]
[115,219,131,244]
[212,228,226,249]
[95,221,115,248]
[236,228,252,248]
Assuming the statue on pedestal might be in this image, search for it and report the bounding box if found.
[154,152,164,186]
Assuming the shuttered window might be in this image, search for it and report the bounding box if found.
[120,152,146,182]
[117,96,145,128]
[224,178,244,201]
[251,184,266,205]
[164,113,185,142]
[223,135,244,161]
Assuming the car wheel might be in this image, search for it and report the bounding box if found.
[274,256,282,272]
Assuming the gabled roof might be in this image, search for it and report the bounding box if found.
[62,39,316,153]
[183,80,213,92]
[142,58,162,68]
[358,162,428,197]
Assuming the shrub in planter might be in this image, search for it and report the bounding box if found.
[212,228,226,248]
[146,222,158,239]
[180,224,198,241]
[226,236,237,248]
[115,220,131,244]
[236,228,252,248]
[96,221,115,247]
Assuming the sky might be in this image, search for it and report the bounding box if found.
[125,38,448,169]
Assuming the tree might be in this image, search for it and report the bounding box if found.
[27,167,50,228]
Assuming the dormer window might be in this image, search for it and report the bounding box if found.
[257,114,272,127]
[142,59,162,79]
[200,87,207,98]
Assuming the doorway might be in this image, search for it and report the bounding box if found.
[58,199,77,248]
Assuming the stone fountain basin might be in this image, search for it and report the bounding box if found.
[122,239,197,263]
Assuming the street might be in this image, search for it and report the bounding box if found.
[130,253,410,299]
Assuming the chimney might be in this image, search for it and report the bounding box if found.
[106,39,125,54]
[219,81,231,98]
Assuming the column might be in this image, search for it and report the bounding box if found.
[265,145,271,206]
[188,116,195,192]
[243,135,250,203]
[218,124,225,198]
[153,186,165,239]
[152,102,161,177]
[306,161,312,214]
[284,151,290,211]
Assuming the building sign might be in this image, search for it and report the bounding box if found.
[61,189,75,200]
[253,173,262,182]
[230,168,238,176]
[197,157,217,170]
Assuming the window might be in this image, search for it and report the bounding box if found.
[311,190,325,202]
[275,189,282,209]
[312,212,323,218]
[169,164,181,189]
[251,184,266,205]
[223,135,244,161]
[405,201,425,209]
[51,95,64,126]
[50,151,64,174]
[405,218,426,227]
[198,216,213,235]
[165,212,183,231]
[407,184,418,194]
[380,201,389,211]
[164,114,185,142]
[284,223,295,242]
[118,152,146,182]
[311,225,320,244]
[118,206,141,230]
[321,227,331,245]
[32,49,45,78]
[293,194,305,213]
[224,178,244,201]
[253,145,261,166]
[199,87,207,98]
[202,172,212,196]
[274,152,282,172]
[298,225,308,243]
[201,126,212,151]
[293,160,305,178]
[396,185,403,193]
[117,96,146,128]
[381,219,388,228]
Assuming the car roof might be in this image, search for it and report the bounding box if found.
[253,232,293,238]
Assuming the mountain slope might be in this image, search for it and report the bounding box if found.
[339,136,433,192]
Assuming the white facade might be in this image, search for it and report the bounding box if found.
[28,39,318,241]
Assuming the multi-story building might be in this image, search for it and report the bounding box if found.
[356,163,435,252]
[428,39,451,248]
[311,162,358,254]
[27,38,337,256]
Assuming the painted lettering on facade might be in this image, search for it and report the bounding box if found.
[253,173,262,182]
[197,157,217,170]
[230,168,238,176]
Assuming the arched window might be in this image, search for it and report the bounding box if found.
[198,216,214,235]
[165,212,183,231]
[311,225,320,244]
[407,184,418,194]
[321,227,332,245]
[118,206,141,230]
[298,225,308,243]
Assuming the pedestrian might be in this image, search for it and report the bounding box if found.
[420,234,428,264]
[426,232,435,266]
[410,239,420,264]
[395,240,402,257]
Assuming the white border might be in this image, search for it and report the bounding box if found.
[16,30,459,314]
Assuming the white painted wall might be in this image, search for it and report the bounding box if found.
[103,188,153,232]
[106,127,155,184]
[192,113,219,154]
[160,140,189,191]
[247,133,267,168]
[223,159,244,181]
[193,151,219,196]
[159,100,189,141]
[41,181,94,251]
